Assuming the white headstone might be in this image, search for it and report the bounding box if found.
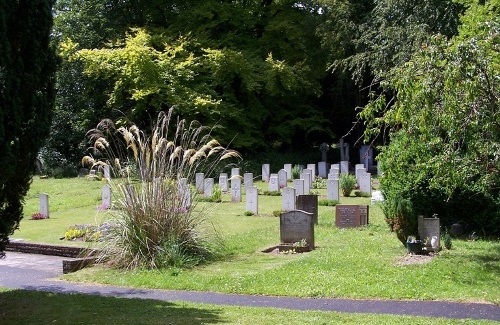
[269,174,279,192]
[371,190,384,205]
[318,162,328,178]
[355,164,366,184]
[244,173,253,190]
[307,164,316,177]
[103,165,111,179]
[330,163,340,171]
[300,171,311,194]
[231,178,241,203]
[278,169,287,189]
[358,172,372,195]
[195,172,204,193]
[340,161,349,174]
[360,145,374,170]
[204,178,214,197]
[231,167,240,178]
[178,178,191,209]
[302,168,313,187]
[102,184,111,208]
[327,179,339,201]
[281,187,296,212]
[284,164,292,180]
[246,186,258,214]
[219,173,228,192]
[262,164,270,182]
[39,193,49,218]
[292,179,304,197]
[328,169,339,180]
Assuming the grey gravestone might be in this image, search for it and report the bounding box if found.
[355,164,365,183]
[102,184,111,208]
[204,178,214,197]
[327,179,339,201]
[319,142,329,162]
[195,172,204,193]
[244,173,253,191]
[231,167,240,178]
[360,145,374,170]
[297,195,318,225]
[340,161,349,174]
[292,179,304,197]
[318,162,328,178]
[418,215,440,252]
[307,164,316,177]
[103,165,111,179]
[328,171,339,180]
[269,174,279,192]
[358,172,371,195]
[262,164,270,182]
[281,187,296,212]
[219,173,228,192]
[280,210,315,249]
[335,205,369,228]
[278,169,287,189]
[178,178,191,209]
[39,193,49,218]
[231,178,241,203]
[284,164,292,180]
[246,186,258,214]
[302,169,313,187]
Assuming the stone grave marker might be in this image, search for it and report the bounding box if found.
[318,162,328,178]
[355,164,365,182]
[340,161,349,174]
[280,210,315,249]
[281,187,296,212]
[297,194,318,225]
[327,179,339,201]
[302,168,313,187]
[231,167,240,179]
[292,179,304,197]
[328,171,339,180]
[39,193,49,218]
[418,215,440,252]
[231,178,241,203]
[360,145,374,170]
[102,184,111,208]
[335,205,369,228]
[269,174,279,192]
[307,164,316,177]
[330,163,340,171]
[195,172,204,193]
[244,173,253,191]
[245,186,258,214]
[358,172,372,195]
[284,164,292,180]
[219,173,228,192]
[278,169,287,189]
[262,164,270,182]
[178,178,191,209]
[103,165,111,179]
[204,178,214,197]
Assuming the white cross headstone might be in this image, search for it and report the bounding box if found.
[195,172,204,193]
[204,178,214,197]
[246,186,258,214]
[231,178,241,203]
[262,164,270,182]
[219,173,228,192]
[327,179,339,201]
[269,174,279,192]
[284,164,292,180]
[102,184,111,208]
[39,193,49,218]
[278,169,287,189]
[281,187,296,212]
[292,179,304,197]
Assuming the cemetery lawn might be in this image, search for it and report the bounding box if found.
[14,177,500,305]
[2,289,497,325]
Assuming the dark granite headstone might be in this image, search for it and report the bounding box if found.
[280,210,314,249]
[297,195,318,225]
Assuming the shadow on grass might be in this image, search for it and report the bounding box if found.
[0,289,225,325]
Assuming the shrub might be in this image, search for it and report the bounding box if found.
[82,109,240,269]
[318,199,339,206]
[339,174,357,197]
[291,165,301,179]
[244,211,254,216]
[312,176,326,189]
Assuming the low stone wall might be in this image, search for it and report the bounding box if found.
[6,241,95,258]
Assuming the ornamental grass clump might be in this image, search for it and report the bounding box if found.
[82,108,240,269]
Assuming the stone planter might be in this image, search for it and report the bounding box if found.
[406,240,423,254]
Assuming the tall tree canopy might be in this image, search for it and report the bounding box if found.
[0,0,57,254]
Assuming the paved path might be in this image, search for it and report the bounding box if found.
[0,251,499,321]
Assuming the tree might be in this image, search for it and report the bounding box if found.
[0,0,57,254]
[362,1,500,241]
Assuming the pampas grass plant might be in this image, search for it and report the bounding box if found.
[82,108,241,269]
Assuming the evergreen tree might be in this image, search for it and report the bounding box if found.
[0,0,57,255]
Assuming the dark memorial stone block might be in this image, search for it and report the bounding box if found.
[297,194,318,225]
[335,205,369,228]
[280,210,314,249]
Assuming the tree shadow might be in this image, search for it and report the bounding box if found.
[0,289,226,325]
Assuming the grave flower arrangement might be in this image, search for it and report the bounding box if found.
[30,212,48,220]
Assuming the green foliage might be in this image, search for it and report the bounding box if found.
[262,190,281,196]
[339,174,357,197]
[244,211,255,216]
[443,230,452,250]
[312,176,327,189]
[291,165,301,179]
[0,0,57,254]
[318,199,339,206]
[82,108,240,269]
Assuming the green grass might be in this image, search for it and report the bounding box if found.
[0,289,496,325]
[13,177,500,304]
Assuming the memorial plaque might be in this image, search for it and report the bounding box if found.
[297,195,318,225]
[280,210,314,249]
[335,205,369,228]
